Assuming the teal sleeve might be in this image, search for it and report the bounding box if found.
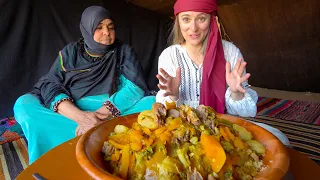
[49,93,71,110]
[108,76,144,114]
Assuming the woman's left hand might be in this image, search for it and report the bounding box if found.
[226,58,251,94]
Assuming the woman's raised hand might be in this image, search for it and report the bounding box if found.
[226,58,251,94]
[156,68,181,100]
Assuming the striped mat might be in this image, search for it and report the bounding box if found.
[245,116,320,164]
[257,97,320,125]
[0,137,28,180]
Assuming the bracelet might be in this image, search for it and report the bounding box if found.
[53,97,74,112]
[102,101,120,117]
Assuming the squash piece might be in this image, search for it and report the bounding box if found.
[165,101,177,110]
[146,144,167,171]
[130,130,143,142]
[224,127,235,141]
[119,145,130,179]
[108,140,126,149]
[154,127,167,136]
[200,134,226,173]
[130,141,143,151]
[108,133,130,144]
[142,127,152,136]
[233,137,245,150]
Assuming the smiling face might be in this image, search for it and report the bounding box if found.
[93,18,115,45]
[178,11,211,46]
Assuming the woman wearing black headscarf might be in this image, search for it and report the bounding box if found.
[13,6,155,164]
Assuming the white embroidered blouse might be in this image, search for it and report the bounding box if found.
[156,40,258,117]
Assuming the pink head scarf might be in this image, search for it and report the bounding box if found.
[174,0,226,113]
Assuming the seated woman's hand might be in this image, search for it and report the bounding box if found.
[75,111,103,136]
[156,68,181,101]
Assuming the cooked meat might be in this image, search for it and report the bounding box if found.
[145,168,158,180]
[168,109,180,118]
[152,102,167,127]
[208,174,216,180]
[187,167,203,180]
[102,141,115,157]
[186,107,201,126]
[196,105,216,131]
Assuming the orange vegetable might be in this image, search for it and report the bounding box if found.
[142,127,151,136]
[233,137,245,150]
[224,127,235,141]
[119,145,130,179]
[142,138,154,147]
[167,118,182,131]
[154,127,167,136]
[130,130,143,142]
[108,140,126,149]
[159,131,172,142]
[111,150,121,161]
[200,134,226,173]
[219,127,230,142]
[146,145,167,171]
[108,134,130,144]
[165,101,176,110]
[130,141,143,151]
[131,122,142,131]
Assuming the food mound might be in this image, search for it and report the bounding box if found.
[102,102,266,180]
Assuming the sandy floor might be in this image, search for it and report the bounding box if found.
[252,87,320,102]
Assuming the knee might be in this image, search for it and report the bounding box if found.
[14,94,35,110]
[14,94,41,121]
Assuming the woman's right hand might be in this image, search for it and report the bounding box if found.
[75,111,104,136]
[156,68,181,101]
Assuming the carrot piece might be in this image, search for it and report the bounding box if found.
[219,127,230,142]
[119,145,130,179]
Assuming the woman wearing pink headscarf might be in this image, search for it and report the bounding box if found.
[156,0,290,146]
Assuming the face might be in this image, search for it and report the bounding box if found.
[178,11,211,46]
[93,18,115,45]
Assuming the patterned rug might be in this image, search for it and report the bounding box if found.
[257,97,320,125]
[0,118,24,145]
[244,116,320,165]
[0,138,28,180]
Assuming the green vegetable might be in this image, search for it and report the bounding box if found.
[190,136,198,145]
[246,140,266,155]
[216,118,234,127]
[177,143,190,168]
[233,124,252,141]
[221,141,234,152]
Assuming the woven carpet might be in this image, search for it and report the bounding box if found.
[257,97,320,125]
[245,116,320,165]
[0,137,28,180]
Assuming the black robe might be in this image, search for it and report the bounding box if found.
[31,39,148,108]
